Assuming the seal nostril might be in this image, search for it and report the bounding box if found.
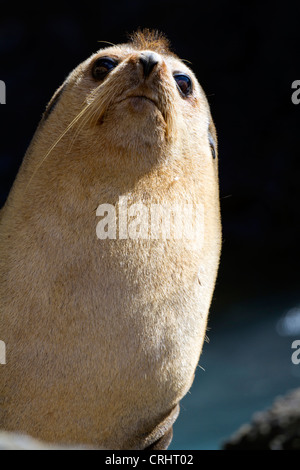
[139,52,159,78]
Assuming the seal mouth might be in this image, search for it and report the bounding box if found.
[119,95,160,110]
[110,87,174,138]
[129,95,156,105]
[118,94,159,108]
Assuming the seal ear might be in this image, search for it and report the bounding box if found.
[208,121,217,160]
[42,83,66,121]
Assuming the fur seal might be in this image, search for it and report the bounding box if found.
[0,30,221,449]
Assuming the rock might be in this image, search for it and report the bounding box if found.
[223,388,300,450]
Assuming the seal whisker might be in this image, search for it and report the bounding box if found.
[181,58,193,65]
[67,102,98,152]
[66,82,107,152]
[66,81,116,154]
[97,40,117,47]
[66,84,114,155]
[25,101,96,192]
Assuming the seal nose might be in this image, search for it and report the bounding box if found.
[139,51,160,78]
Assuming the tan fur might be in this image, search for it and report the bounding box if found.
[0,30,221,449]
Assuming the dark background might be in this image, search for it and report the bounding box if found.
[0,0,300,449]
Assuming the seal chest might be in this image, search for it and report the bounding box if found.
[0,30,221,449]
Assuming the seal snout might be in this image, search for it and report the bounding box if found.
[139,51,160,78]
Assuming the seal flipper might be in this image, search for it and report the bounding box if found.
[140,404,180,450]
[144,426,174,450]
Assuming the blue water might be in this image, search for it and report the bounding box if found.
[169,290,300,450]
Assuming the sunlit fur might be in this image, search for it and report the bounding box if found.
[0,30,221,449]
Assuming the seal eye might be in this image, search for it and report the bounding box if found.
[92,57,118,81]
[174,74,192,97]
